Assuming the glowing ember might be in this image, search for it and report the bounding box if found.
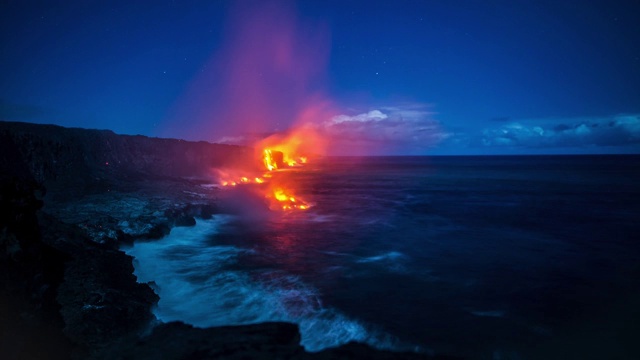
[257,125,325,170]
[219,175,265,187]
[216,127,323,211]
[263,149,278,171]
[216,143,314,212]
[269,187,310,211]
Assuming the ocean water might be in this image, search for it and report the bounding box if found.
[124,155,640,359]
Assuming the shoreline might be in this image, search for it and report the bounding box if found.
[2,178,435,359]
[122,217,414,353]
[1,121,436,359]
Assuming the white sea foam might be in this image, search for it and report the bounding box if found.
[356,251,408,273]
[356,251,405,263]
[123,217,399,352]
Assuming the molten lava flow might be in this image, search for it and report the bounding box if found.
[216,135,316,212]
[257,123,327,168]
[216,169,265,188]
[268,187,309,211]
[263,149,278,171]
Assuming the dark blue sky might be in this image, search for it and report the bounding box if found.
[2,0,639,155]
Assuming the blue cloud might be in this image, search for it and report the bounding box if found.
[476,114,640,149]
[324,104,448,145]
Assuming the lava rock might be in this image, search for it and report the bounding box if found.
[0,177,72,359]
[100,322,305,360]
[174,215,196,227]
[145,222,171,239]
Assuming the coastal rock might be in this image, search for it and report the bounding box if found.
[102,322,305,360]
[98,322,443,360]
[0,177,73,359]
[0,120,255,190]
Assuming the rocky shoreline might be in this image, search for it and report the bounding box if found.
[1,121,446,359]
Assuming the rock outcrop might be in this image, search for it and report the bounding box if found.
[0,121,255,199]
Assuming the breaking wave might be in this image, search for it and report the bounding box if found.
[123,218,399,352]
[356,251,405,263]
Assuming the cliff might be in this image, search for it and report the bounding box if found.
[0,121,255,198]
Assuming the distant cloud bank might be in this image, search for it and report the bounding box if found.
[477,114,640,149]
[322,110,640,154]
[320,104,448,154]
[429,114,640,154]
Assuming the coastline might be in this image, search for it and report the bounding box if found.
[0,121,436,359]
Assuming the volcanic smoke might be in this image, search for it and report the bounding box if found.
[170,1,336,211]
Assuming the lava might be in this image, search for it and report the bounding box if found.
[268,187,310,211]
[263,149,278,171]
[195,1,332,212]
[218,136,315,212]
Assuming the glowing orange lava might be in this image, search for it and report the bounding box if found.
[217,130,318,212]
[263,149,278,171]
[268,187,310,211]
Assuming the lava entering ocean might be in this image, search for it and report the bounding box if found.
[217,129,319,212]
[182,1,334,211]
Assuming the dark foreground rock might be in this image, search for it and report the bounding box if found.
[99,321,445,360]
[1,176,158,359]
[0,177,73,360]
[0,121,441,359]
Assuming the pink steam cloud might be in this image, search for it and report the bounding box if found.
[163,1,333,142]
[162,1,445,155]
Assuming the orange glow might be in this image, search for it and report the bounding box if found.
[253,125,327,211]
[268,187,310,211]
[217,169,266,187]
[215,125,325,211]
[256,122,327,172]
[274,189,289,202]
[263,149,278,171]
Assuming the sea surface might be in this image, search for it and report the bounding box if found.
[124,155,640,359]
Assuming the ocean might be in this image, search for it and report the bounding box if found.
[124,155,640,359]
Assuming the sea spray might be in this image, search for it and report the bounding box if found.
[123,217,400,352]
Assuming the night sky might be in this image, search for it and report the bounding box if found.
[2,0,639,155]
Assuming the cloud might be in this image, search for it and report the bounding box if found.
[331,110,387,124]
[476,114,640,149]
[215,135,247,145]
[317,104,449,153]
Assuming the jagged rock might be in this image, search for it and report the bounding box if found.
[97,322,443,360]
[144,222,171,239]
[0,120,256,191]
[100,322,305,360]
[33,213,158,357]
[174,215,197,227]
[0,177,72,359]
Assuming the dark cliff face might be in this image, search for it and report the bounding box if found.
[0,121,255,197]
